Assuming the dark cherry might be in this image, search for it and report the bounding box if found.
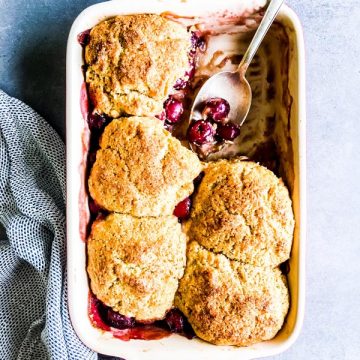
[88,198,101,215]
[165,309,185,333]
[190,31,206,53]
[280,260,290,275]
[193,171,205,187]
[197,37,206,52]
[183,320,196,339]
[173,78,188,90]
[89,296,110,331]
[88,113,108,131]
[187,120,215,145]
[216,122,240,141]
[106,308,135,330]
[164,97,184,124]
[190,31,199,49]
[88,151,97,167]
[77,29,91,46]
[202,97,230,122]
[173,197,191,219]
[99,356,126,360]
[81,64,88,75]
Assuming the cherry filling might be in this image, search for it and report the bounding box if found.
[173,197,191,220]
[106,309,135,330]
[88,198,102,216]
[216,123,241,141]
[202,97,230,123]
[77,29,91,47]
[164,309,196,339]
[164,96,184,124]
[187,120,215,145]
[88,113,108,131]
[89,293,195,341]
[173,31,205,91]
[188,98,241,155]
[193,171,205,187]
[190,31,206,54]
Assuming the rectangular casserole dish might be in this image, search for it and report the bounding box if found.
[66,1,306,359]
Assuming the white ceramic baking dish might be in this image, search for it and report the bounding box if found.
[66,1,306,359]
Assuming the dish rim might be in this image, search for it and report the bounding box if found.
[66,1,306,358]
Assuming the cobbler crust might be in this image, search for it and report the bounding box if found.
[175,241,289,346]
[88,116,202,216]
[87,213,186,322]
[85,14,191,117]
[185,159,294,267]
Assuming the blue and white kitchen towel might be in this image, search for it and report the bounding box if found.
[0,89,97,360]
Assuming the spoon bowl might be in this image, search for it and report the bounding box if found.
[191,70,252,126]
[189,0,284,158]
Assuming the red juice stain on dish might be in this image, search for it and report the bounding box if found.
[112,327,170,341]
[88,293,171,340]
[78,83,91,242]
[88,292,196,341]
[80,82,89,121]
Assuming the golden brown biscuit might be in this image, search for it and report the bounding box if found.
[87,213,186,322]
[175,241,289,346]
[88,116,202,216]
[185,159,294,267]
[85,14,191,117]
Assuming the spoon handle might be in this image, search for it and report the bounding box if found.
[238,0,284,74]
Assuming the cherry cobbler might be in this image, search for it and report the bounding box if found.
[79,13,294,346]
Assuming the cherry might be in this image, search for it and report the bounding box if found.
[88,198,101,215]
[164,97,184,124]
[106,308,135,330]
[88,113,108,131]
[173,78,188,90]
[165,309,185,333]
[187,120,215,145]
[202,97,230,122]
[173,197,191,219]
[190,31,206,53]
[77,29,91,46]
[280,260,290,275]
[193,171,205,187]
[216,122,240,141]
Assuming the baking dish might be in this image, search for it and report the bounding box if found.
[66,1,306,359]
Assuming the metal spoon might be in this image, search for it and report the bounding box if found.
[190,0,284,131]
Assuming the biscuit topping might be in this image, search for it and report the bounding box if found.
[85,14,192,117]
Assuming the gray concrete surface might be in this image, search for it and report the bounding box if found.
[1,1,359,359]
